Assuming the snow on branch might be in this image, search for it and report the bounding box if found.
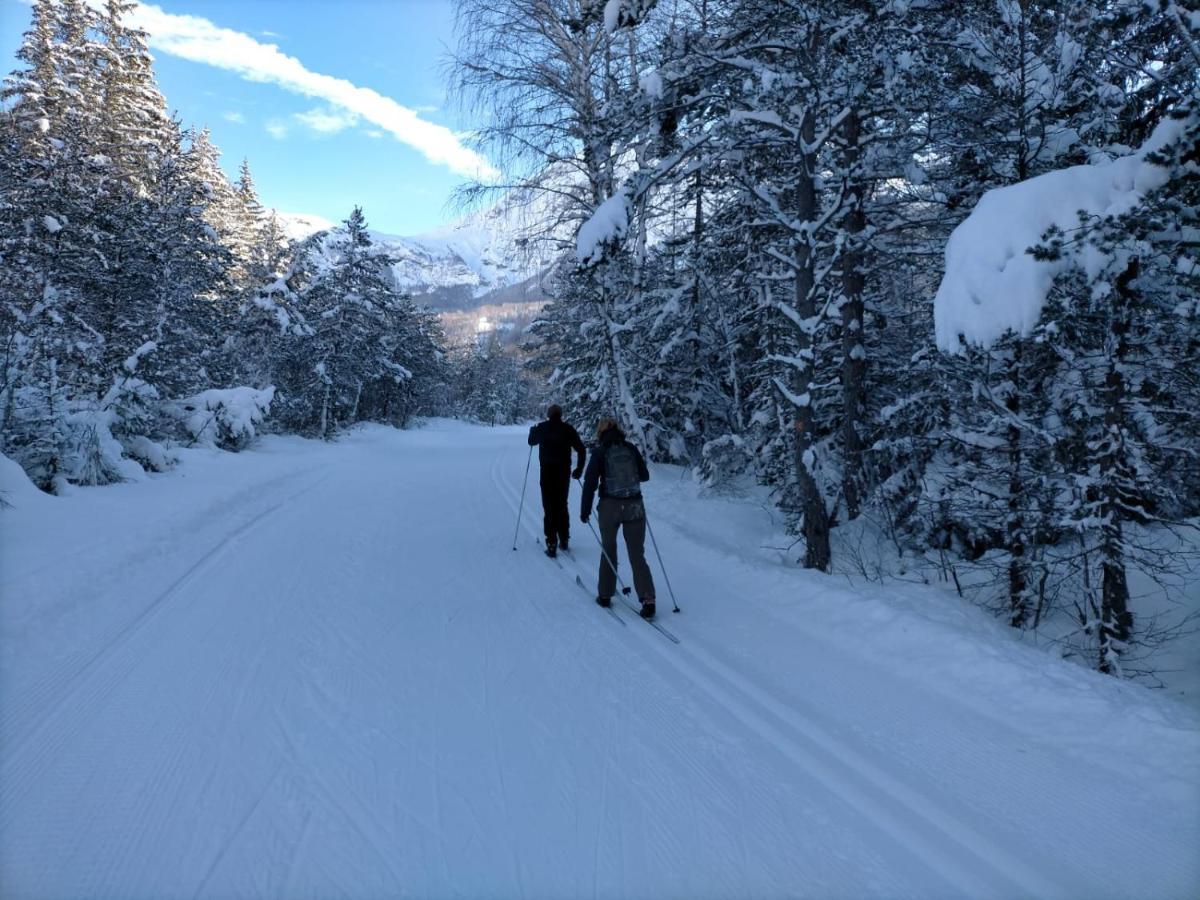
[576,187,630,266]
[602,0,658,34]
[933,113,1191,353]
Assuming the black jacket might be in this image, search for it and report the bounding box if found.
[528,419,586,470]
[581,427,649,518]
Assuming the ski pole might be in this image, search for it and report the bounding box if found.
[512,444,533,550]
[644,515,681,613]
[583,516,636,601]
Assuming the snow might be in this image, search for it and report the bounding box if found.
[576,189,630,265]
[123,434,175,472]
[603,0,622,33]
[1,422,1196,898]
[63,404,148,487]
[934,113,1190,352]
[122,340,157,373]
[0,452,46,509]
[274,210,335,241]
[639,69,664,100]
[41,215,61,233]
[169,386,275,449]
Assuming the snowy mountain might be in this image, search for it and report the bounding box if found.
[275,211,334,242]
[278,190,571,311]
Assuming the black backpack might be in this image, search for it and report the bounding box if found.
[604,443,641,498]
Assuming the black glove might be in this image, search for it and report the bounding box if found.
[580,511,590,524]
[572,467,582,479]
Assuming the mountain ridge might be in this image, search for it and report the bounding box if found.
[277,192,569,312]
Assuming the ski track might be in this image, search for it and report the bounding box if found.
[0,472,330,814]
[492,442,1045,898]
[1,423,1196,899]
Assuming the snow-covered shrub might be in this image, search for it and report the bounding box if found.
[123,435,177,472]
[60,403,147,489]
[169,386,275,450]
[697,434,755,493]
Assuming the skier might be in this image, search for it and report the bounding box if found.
[580,417,657,619]
[527,404,586,558]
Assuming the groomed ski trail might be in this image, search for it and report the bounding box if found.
[2,422,1196,899]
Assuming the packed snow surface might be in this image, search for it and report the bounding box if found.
[934,114,1188,352]
[2,422,1197,898]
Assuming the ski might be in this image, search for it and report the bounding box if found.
[575,575,625,626]
[609,583,681,644]
[585,580,681,643]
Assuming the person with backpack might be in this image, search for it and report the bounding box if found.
[580,417,657,619]
[528,404,586,558]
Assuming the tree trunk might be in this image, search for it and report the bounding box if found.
[319,383,330,440]
[792,108,831,572]
[840,108,866,521]
[1006,341,1028,628]
[1098,258,1138,673]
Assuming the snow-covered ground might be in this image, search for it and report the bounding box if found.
[2,421,1197,899]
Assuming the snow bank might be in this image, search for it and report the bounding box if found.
[576,188,630,266]
[934,114,1188,352]
[0,452,46,509]
[171,386,276,450]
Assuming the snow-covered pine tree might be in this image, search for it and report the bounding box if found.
[901,0,1137,624]
[1026,24,1199,672]
[275,208,443,437]
[96,0,173,192]
[702,0,909,570]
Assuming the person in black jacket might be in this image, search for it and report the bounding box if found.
[528,404,586,557]
[580,417,657,618]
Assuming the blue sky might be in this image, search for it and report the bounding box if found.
[0,0,490,235]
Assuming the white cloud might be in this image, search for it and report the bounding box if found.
[294,106,359,135]
[118,1,496,180]
[222,110,246,124]
[265,118,289,140]
[364,130,385,140]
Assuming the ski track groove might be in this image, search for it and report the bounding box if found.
[651,497,1146,793]
[0,471,330,803]
[0,467,322,756]
[485,640,528,900]
[0,466,313,592]
[190,760,288,900]
[270,703,410,895]
[491,442,1067,899]
[278,807,315,899]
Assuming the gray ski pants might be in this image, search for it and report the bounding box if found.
[597,496,656,601]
